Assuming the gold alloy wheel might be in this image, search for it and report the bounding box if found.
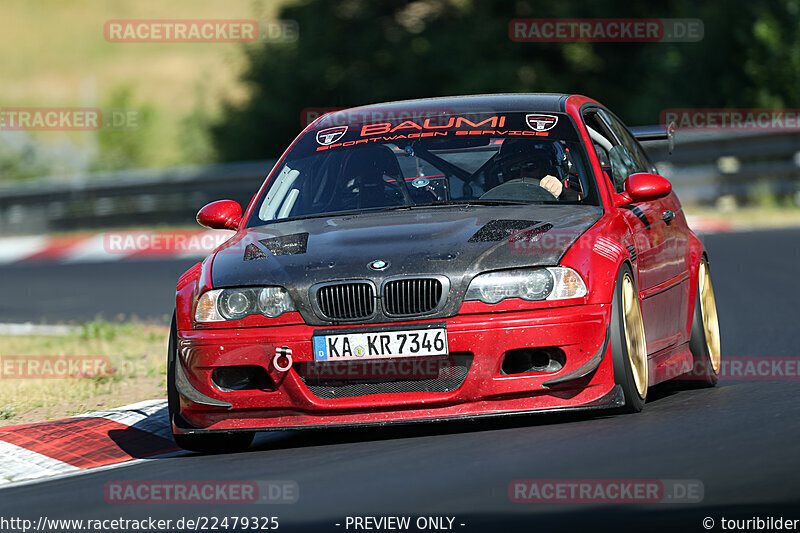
[699,260,722,373]
[621,273,648,397]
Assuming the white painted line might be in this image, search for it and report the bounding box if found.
[0,323,76,336]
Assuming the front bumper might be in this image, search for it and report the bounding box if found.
[174,304,617,433]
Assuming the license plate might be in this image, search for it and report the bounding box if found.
[312,327,448,362]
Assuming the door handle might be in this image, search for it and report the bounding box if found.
[662,210,675,225]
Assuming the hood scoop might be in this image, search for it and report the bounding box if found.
[468,219,543,243]
[242,232,310,261]
[507,223,555,247]
[243,243,268,261]
[259,233,309,256]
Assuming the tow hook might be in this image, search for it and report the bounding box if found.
[273,346,293,372]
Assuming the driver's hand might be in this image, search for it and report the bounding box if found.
[539,175,563,198]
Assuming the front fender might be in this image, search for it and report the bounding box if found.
[684,229,707,334]
[560,212,637,305]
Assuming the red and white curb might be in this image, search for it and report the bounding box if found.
[684,215,734,234]
[0,399,180,486]
[0,230,234,265]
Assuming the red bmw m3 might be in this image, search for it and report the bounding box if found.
[168,94,721,452]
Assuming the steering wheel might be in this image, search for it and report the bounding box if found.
[334,175,411,211]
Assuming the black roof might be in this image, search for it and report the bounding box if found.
[314,93,575,129]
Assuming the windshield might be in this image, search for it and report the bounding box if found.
[248,111,599,226]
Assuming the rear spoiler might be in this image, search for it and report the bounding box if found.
[630,121,676,154]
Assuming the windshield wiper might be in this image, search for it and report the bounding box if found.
[382,200,531,211]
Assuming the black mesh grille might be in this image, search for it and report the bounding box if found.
[296,354,472,399]
[383,278,443,316]
[316,282,375,320]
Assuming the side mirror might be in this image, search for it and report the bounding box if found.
[623,173,672,202]
[196,200,242,230]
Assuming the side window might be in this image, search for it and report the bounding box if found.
[582,110,629,192]
[607,145,641,193]
[583,108,652,194]
[598,109,657,176]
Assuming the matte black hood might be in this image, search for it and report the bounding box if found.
[211,204,602,325]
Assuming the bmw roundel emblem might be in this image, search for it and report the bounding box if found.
[368,259,389,271]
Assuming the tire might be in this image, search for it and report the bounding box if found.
[610,264,648,413]
[682,257,721,387]
[167,312,255,453]
[167,312,180,421]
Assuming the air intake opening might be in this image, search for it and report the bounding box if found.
[212,365,275,391]
[501,348,565,375]
[295,353,473,399]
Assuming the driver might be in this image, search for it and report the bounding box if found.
[496,139,580,201]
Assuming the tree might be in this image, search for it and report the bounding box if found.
[211,0,800,161]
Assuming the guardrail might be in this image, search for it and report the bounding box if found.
[0,160,276,235]
[0,131,798,236]
[645,130,800,203]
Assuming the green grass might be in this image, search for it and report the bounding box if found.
[0,319,169,425]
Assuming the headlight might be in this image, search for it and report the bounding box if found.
[464,267,586,304]
[195,287,296,322]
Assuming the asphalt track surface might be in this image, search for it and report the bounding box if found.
[1,228,799,531]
